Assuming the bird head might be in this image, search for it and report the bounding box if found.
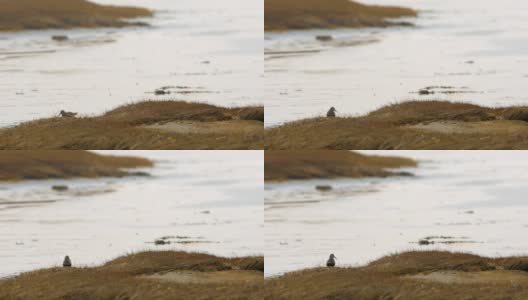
[329,107,337,112]
[329,254,337,259]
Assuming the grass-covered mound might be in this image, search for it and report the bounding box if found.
[265,150,416,181]
[0,251,263,300]
[265,101,528,150]
[265,0,416,31]
[0,0,152,31]
[0,150,152,181]
[0,101,264,150]
[264,251,528,300]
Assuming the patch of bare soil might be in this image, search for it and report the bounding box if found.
[145,270,263,284]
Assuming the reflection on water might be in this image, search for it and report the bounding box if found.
[0,0,262,127]
[0,151,263,278]
[265,0,528,127]
[265,151,528,277]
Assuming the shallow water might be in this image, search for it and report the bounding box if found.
[265,151,528,277]
[265,0,528,127]
[0,151,263,278]
[0,0,262,127]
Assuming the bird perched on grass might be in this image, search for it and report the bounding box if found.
[326,254,337,267]
[326,107,337,118]
[63,255,72,267]
[59,110,77,118]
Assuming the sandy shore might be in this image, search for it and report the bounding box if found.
[264,251,528,299]
[265,150,416,181]
[0,101,264,150]
[265,0,416,31]
[0,0,152,31]
[265,101,528,150]
[0,251,263,300]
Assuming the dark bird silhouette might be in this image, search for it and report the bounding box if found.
[60,110,77,118]
[63,255,72,267]
[326,107,337,118]
[326,254,337,267]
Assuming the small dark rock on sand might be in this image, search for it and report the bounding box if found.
[316,185,333,192]
[52,35,69,42]
[316,35,333,42]
[52,185,69,191]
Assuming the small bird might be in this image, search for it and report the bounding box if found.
[326,107,337,118]
[59,110,77,118]
[63,255,72,267]
[326,254,337,267]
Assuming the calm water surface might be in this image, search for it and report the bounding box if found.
[265,151,528,276]
[265,0,528,126]
[0,0,262,127]
[0,151,263,278]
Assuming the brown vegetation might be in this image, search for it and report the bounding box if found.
[0,101,264,150]
[0,150,152,181]
[265,150,416,181]
[0,251,263,300]
[0,0,152,31]
[264,251,528,300]
[265,100,528,150]
[265,0,416,31]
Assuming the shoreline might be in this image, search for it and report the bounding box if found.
[0,0,153,32]
[0,101,264,150]
[265,100,528,150]
[0,251,263,299]
[265,0,416,31]
[0,150,152,181]
[265,150,416,182]
[264,250,528,299]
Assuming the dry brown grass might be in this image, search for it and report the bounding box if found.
[263,251,528,300]
[0,251,263,300]
[0,150,152,181]
[0,101,264,150]
[265,100,528,150]
[265,0,416,31]
[0,0,152,31]
[265,150,416,181]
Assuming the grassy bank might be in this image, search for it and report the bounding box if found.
[0,0,152,31]
[265,150,416,181]
[0,150,152,181]
[0,251,263,300]
[265,0,416,31]
[264,251,528,299]
[0,101,264,150]
[265,100,528,150]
